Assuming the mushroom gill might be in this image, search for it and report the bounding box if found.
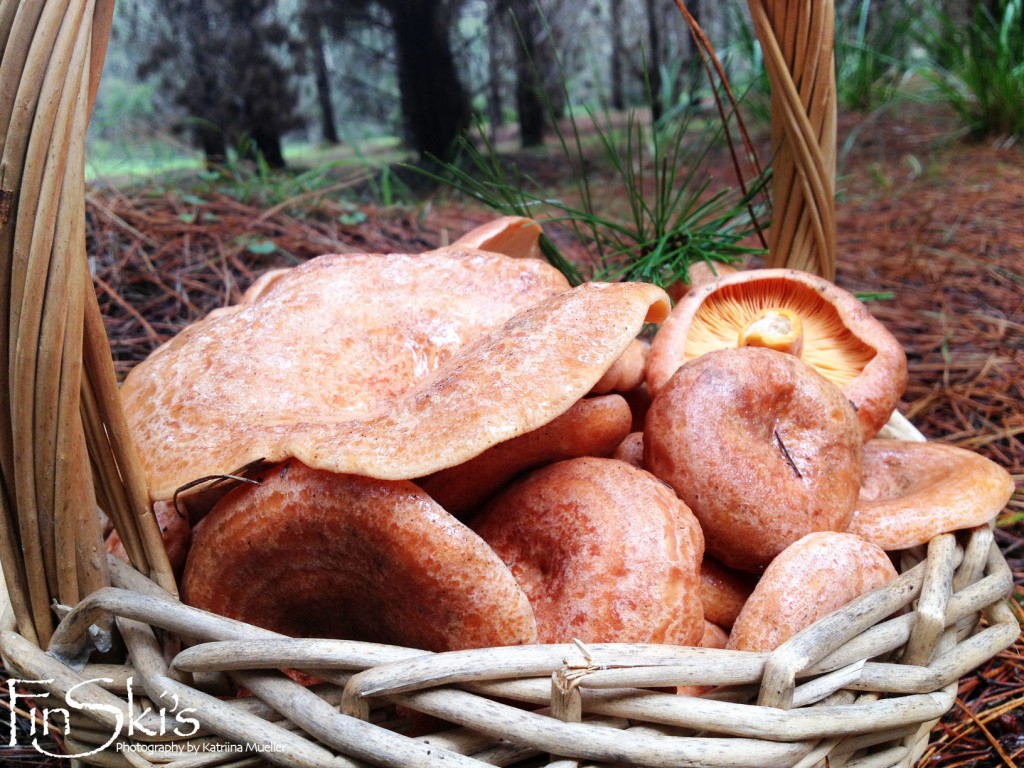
[684,276,876,389]
[648,268,908,441]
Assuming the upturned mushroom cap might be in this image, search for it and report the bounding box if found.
[473,457,705,646]
[182,460,538,650]
[451,215,544,260]
[848,439,1016,550]
[125,275,669,501]
[645,346,862,572]
[647,269,908,440]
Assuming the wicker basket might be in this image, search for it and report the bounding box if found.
[0,3,1018,767]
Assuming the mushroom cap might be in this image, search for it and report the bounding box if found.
[418,394,632,518]
[727,532,898,652]
[182,460,538,650]
[647,268,908,440]
[124,249,668,500]
[699,557,756,630]
[473,457,705,646]
[848,439,1016,550]
[610,431,645,469]
[699,621,730,650]
[451,215,544,260]
[590,338,649,395]
[645,346,862,572]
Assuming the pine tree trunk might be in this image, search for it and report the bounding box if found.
[250,126,287,169]
[511,0,546,147]
[487,0,505,141]
[610,0,625,110]
[389,0,471,160]
[306,17,339,145]
[645,0,663,121]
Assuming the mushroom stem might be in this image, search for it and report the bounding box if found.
[737,309,804,357]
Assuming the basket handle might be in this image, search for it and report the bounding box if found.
[0,0,174,649]
[748,0,838,280]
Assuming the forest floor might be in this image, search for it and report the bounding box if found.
[5,104,1020,765]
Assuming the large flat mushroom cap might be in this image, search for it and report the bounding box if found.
[122,248,569,498]
[848,439,1015,550]
[286,281,670,480]
[126,273,669,500]
[182,460,538,650]
[647,269,907,440]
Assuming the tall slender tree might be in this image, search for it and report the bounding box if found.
[508,0,547,146]
[609,0,626,110]
[138,0,304,167]
[308,0,472,160]
[300,11,340,145]
[388,0,472,160]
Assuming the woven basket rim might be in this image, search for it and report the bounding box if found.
[1,520,1017,768]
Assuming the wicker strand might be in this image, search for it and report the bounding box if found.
[8,0,87,645]
[42,0,97,614]
[0,0,50,500]
[747,0,837,279]
[902,535,957,666]
[0,0,173,648]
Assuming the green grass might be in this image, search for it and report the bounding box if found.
[85,133,411,187]
[835,0,917,112]
[917,0,1024,139]
[85,138,204,183]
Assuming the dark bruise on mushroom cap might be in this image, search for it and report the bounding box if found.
[647,269,908,441]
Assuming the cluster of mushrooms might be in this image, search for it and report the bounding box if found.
[114,217,1015,670]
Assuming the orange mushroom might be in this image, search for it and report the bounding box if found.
[699,557,756,630]
[847,439,1015,551]
[473,457,704,646]
[727,532,897,652]
[647,269,907,440]
[182,460,538,650]
[450,215,543,260]
[418,394,632,518]
[645,346,862,572]
[610,431,644,468]
[590,339,649,395]
[123,264,668,501]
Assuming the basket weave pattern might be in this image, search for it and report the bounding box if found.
[1,525,1017,766]
[0,3,1019,768]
